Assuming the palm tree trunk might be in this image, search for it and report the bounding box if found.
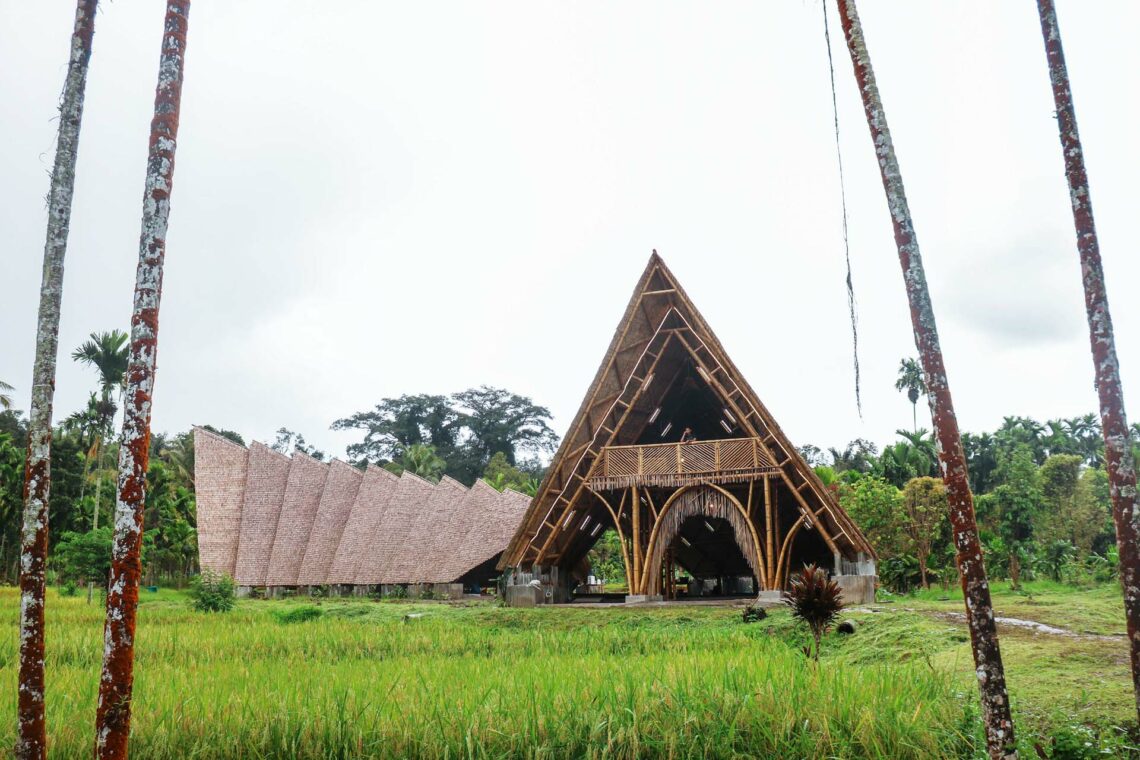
[16,3,98,758]
[94,4,190,757]
[832,2,1016,757]
[1036,0,1140,722]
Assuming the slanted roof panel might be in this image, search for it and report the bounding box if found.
[360,473,435,584]
[297,460,364,585]
[437,480,506,583]
[265,453,329,586]
[193,427,249,577]
[233,441,291,585]
[329,465,399,584]
[385,476,467,584]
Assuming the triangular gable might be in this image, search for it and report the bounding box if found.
[500,252,874,571]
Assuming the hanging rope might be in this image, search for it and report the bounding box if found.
[822,0,862,417]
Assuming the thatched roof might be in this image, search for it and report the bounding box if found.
[328,465,398,584]
[233,441,291,585]
[435,479,501,582]
[500,252,875,572]
[385,476,468,584]
[297,460,363,585]
[265,452,330,586]
[194,427,249,577]
[194,429,530,586]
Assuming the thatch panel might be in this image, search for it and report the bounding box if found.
[233,441,291,585]
[193,427,249,577]
[329,466,398,584]
[386,476,467,584]
[296,460,363,586]
[358,473,435,584]
[426,485,483,583]
[405,476,470,584]
[265,453,329,586]
[437,480,506,583]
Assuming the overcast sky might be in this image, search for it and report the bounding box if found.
[2,1,1137,462]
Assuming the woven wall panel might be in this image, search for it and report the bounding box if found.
[439,480,506,581]
[233,442,291,585]
[328,465,398,584]
[296,460,363,585]
[193,428,249,576]
[265,453,329,586]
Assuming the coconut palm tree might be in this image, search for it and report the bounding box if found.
[72,330,128,535]
[399,444,446,483]
[0,380,14,410]
[894,358,926,433]
[17,3,98,757]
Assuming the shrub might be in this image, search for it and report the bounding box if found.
[60,579,79,597]
[274,605,323,624]
[189,570,236,613]
[741,603,767,623]
[385,585,408,600]
[784,564,844,661]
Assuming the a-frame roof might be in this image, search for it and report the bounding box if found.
[500,252,874,570]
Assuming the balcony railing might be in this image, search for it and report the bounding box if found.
[587,437,779,490]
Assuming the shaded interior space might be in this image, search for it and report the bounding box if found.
[633,357,747,445]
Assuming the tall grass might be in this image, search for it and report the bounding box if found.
[0,589,972,758]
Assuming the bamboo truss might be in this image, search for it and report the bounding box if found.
[499,253,877,593]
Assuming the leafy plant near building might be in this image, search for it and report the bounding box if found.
[188,571,236,613]
[784,564,844,661]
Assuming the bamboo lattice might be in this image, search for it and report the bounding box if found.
[589,437,777,490]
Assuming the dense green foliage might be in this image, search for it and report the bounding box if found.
[332,386,555,484]
[188,570,236,613]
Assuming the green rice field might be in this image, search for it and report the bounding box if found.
[0,582,1133,758]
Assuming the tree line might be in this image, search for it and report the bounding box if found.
[797,360,1136,594]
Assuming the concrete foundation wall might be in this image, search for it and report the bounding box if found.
[835,574,876,605]
[505,585,542,607]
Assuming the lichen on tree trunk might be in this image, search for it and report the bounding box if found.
[16,3,98,758]
[832,1,1016,757]
[1036,0,1140,722]
[93,2,191,758]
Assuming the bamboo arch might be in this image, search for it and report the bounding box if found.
[640,484,764,595]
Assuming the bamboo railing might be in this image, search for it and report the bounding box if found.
[587,437,778,490]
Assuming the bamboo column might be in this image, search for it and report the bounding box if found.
[16,4,98,759]
[94,3,191,758]
[834,1,1015,756]
[1036,0,1140,721]
[763,476,775,587]
[630,485,642,593]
